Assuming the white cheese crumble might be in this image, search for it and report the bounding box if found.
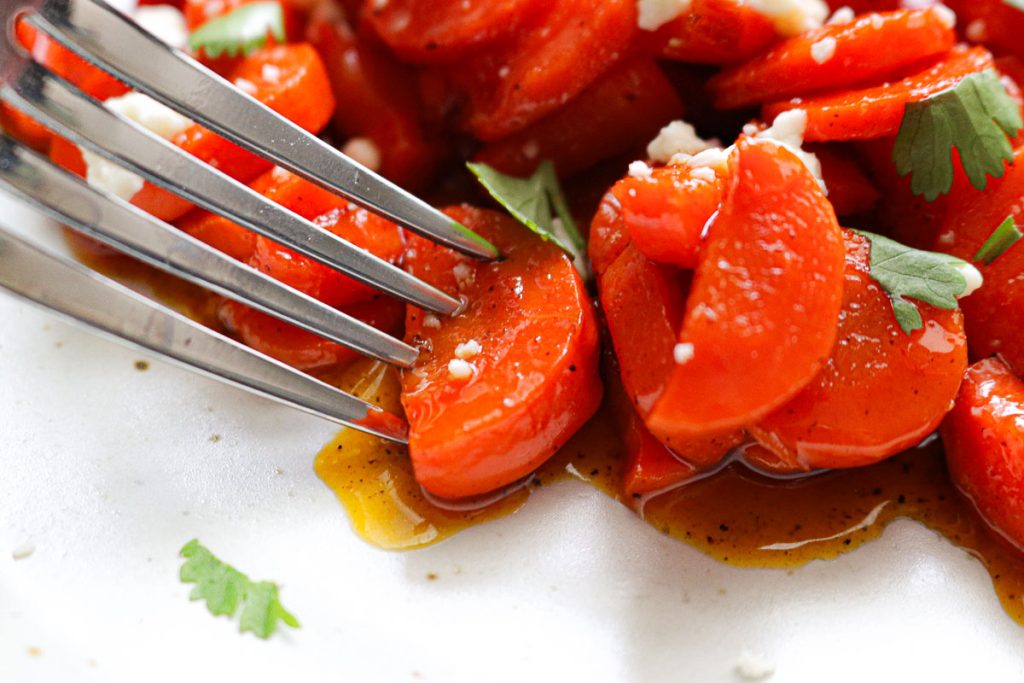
[133,5,188,48]
[636,0,692,31]
[342,137,382,171]
[647,120,715,164]
[454,339,482,359]
[628,160,654,178]
[756,108,826,192]
[423,314,442,329]
[447,358,474,381]
[933,4,956,30]
[734,649,775,680]
[673,342,694,365]
[744,0,829,37]
[453,262,475,289]
[826,5,855,25]
[80,92,191,201]
[809,36,837,64]
[11,541,35,561]
[966,19,987,43]
[955,262,984,298]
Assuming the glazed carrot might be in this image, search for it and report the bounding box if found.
[813,145,879,216]
[646,138,846,437]
[588,192,631,278]
[307,13,442,190]
[457,0,638,140]
[933,146,1024,375]
[0,104,52,152]
[363,0,545,63]
[610,165,722,270]
[945,0,1024,63]
[15,19,128,101]
[942,357,1024,550]
[401,206,601,499]
[648,0,777,65]
[219,294,405,371]
[474,59,684,177]
[763,46,995,141]
[708,8,955,109]
[751,230,968,470]
[620,401,700,498]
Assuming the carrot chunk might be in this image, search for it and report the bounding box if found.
[649,0,778,65]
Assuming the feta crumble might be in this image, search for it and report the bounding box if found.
[454,339,483,359]
[628,160,654,179]
[966,18,987,43]
[423,314,442,329]
[756,108,826,192]
[11,541,35,561]
[342,137,382,171]
[673,342,695,365]
[453,262,475,289]
[447,358,474,381]
[133,5,188,48]
[636,0,692,32]
[809,36,836,64]
[932,4,956,30]
[647,120,715,164]
[79,92,191,200]
[745,0,829,37]
[826,6,855,25]
[734,649,775,680]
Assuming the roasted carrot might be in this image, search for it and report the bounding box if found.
[812,145,879,216]
[647,0,777,65]
[400,206,601,499]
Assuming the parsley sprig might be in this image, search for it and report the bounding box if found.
[975,215,1023,264]
[855,231,976,335]
[893,69,1022,201]
[188,2,285,59]
[179,539,299,639]
[467,161,590,279]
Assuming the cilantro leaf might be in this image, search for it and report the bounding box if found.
[467,161,590,279]
[893,69,1022,201]
[855,230,971,335]
[974,215,1023,265]
[179,539,299,638]
[187,2,286,59]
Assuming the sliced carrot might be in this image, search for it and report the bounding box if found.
[647,0,777,65]
[588,192,632,279]
[945,0,1024,63]
[219,294,405,371]
[473,58,684,177]
[363,0,545,63]
[942,357,1024,550]
[813,145,879,216]
[709,8,955,109]
[15,19,128,101]
[646,138,846,437]
[308,13,442,190]
[456,0,638,140]
[175,208,258,262]
[0,103,52,152]
[610,165,722,270]
[400,206,601,499]
[763,45,995,141]
[933,146,1024,376]
[751,230,968,470]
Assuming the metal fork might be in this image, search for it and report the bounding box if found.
[0,0,498,443]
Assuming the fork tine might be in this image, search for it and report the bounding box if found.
[0,226,409,443]
[0,133,419,368]
[1,61,463,316]
[26,1,500,260]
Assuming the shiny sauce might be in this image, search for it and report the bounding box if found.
[74,240,1024,626]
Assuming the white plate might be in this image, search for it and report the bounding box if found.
[2,196,1024,683]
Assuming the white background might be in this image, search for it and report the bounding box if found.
[2,200,1024,683]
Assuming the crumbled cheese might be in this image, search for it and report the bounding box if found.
[809,36,836,64]
[826,5,854,25]
[745,0,829,37]
[454,339,482,359]
[133,5,188,48]
[673,342,694,365]
[955,262,984,298]
[342,137,382,171]
[636,0,692,31]
[932,4,956,30]
[734,650,775,680]
[423,314,442,329]
[447,358,474,381]
[11,541,35,561]
[452,262,475,289]
[80,92,191,200]
[628,160,654,179]
[683,146,731,173]
[965,18,987,43]
[502,397,515,408]
[647,120,714,164]
[756,109,826,192]
[690,166,717,183]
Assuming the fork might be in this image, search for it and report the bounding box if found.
[0,0,498,443]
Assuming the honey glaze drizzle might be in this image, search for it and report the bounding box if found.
[316,360,1024,625]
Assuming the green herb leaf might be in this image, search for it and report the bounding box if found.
[974,215,1023,264]
[179,539,299,638]
[187,2,285,59]
[467,161,590,278]
[892,69,1022,201]
[855,230,971,335]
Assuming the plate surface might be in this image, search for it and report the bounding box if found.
[2,196,1024,683]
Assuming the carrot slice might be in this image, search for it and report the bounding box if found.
[15,19,128,101]
[589,192,632,278]
[400,206,601,499]
[942,357,1024,550]
[474,58,684,177]
[751,230,968,470]
[646,138,846,437]
[933,146,1024,376]
[813,145,879,216]
[648,0,777,65]
[763,45,995,141]
[363,0,545,64]
[308,14,442,190]
[610,165,722,270]
[708,8,955,109]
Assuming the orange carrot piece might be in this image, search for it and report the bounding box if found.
[649,0,778,65]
